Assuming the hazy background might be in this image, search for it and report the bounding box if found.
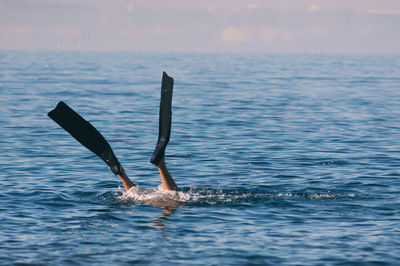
[1,0,400,53]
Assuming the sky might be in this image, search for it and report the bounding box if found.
[1,0,400,53]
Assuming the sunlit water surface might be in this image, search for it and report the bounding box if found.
[0,51,399,265]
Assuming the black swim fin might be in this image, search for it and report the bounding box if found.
[48,101,125,176]
[150,72,174,166]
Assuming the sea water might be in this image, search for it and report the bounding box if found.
[0,51,399,265]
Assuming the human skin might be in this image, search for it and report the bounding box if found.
[118,168,135,191]
[157,157,178,191]
[118,157,177,191]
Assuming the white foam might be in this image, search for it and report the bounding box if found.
[118,185,191,207]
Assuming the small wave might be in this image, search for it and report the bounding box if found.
[276,192,356,199]
[117,186,256,207]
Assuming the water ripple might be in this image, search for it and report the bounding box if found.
[1,51,399,265]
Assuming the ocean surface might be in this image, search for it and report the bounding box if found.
[0,51,399,265]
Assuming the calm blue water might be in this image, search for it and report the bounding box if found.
[0,51,399,265]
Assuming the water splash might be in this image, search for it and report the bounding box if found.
[115,186,358,207]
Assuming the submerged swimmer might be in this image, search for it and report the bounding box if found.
[48,72,178,191]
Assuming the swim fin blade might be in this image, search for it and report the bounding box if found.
[48,101,124,176]
[150,72,173,166]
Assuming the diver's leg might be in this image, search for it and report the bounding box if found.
[150,72,177,191]
[157,157,178,191]
[118,169,135,191]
